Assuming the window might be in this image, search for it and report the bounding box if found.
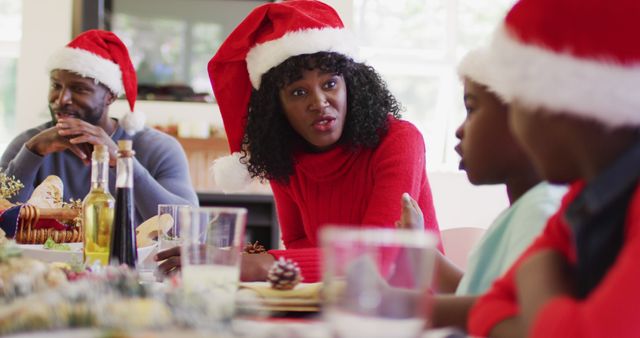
[113,15,222,99]
[353,0,516,170]
[111,0,266,101]
[0,0,21,156]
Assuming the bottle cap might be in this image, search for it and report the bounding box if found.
[91,144,109,160]
[117,140,135,157]
[117,140,133,152]
[92,144,108,159]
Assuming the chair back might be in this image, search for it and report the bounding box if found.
[441,227,486,271]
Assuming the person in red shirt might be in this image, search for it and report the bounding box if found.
[467,0,640,337]
[156,0,441,282]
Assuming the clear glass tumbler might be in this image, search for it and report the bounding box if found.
[321,226,438,338]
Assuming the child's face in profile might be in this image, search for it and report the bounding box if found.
[455,78,528,185]
[279,68,348,151]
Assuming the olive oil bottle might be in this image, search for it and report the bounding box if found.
[83,144,115,265]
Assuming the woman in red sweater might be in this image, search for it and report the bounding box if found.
[156,0,441,282]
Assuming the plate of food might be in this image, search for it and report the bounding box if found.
[237,282,322,312]
[18,241,157,265]
[16,210,171,265]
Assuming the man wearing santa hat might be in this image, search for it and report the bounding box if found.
[0,29,198,226]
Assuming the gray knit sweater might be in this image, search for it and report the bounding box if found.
[1,120,199,226]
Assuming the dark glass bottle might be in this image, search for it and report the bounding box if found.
[109,140,137,267]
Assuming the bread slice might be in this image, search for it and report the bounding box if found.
[26,176,63,208]
[135,214,174,248]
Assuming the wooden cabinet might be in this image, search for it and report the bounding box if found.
[174,135,229,192]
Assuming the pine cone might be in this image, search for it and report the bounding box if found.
[243,241,266,254]
[267,257,302,290]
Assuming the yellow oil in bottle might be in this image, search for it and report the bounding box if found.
[82,145,115,266]
[83,188,114,265]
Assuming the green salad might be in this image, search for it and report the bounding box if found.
[43,237,71,251]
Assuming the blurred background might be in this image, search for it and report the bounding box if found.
[0,0,517,233]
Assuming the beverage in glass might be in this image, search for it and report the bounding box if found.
[157,204,189,251]
[321,226,438,338]
[180,207,247,326]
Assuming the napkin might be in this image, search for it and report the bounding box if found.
[239,282,322,300]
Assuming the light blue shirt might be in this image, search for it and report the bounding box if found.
[455,182,568,296]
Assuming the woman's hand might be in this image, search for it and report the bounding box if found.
[396,193,424,230]
[154,246,277,282]
[154,246,181,277]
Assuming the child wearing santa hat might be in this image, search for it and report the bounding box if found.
[156,0,442,282]
[467,0,640,336]
[0,29,198,228]
[399,47,567,328]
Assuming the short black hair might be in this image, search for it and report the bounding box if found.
[243,52,402,183]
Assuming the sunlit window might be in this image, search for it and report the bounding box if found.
[113,15,223,98]
[110,0,265,102]
[353,0,516,170]
[0,0,21,156]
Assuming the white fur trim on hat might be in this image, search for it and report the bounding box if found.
[120,110,145,135]
[47,47,124,96]
[488,25,640,128]
[211,152,253,193]
[246,27,358,89]
[457,47,507,102]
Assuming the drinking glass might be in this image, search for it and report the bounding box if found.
[179,206,247,327]
[157,204,190,251]
[321,226,438,338]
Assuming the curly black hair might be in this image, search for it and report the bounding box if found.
[243,52,402,183]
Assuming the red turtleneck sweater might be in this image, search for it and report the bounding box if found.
[268,118,441,282]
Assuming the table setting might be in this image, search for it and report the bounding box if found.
[0,173,465,338]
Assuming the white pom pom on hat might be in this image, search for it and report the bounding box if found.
[120,109,146,136]
[457,47,507,102]
[211,152,253,193]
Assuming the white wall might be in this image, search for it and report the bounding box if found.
[429,171,508,229]
[15,0,73,132]
[109,99,222,138]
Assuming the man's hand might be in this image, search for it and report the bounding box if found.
[25,126,92,163]
[396,193,424,230]
[56,118,118,166]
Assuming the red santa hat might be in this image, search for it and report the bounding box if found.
[486,0,640,128]
[207,0,357,192]
[47,29,144,134]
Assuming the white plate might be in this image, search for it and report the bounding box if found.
[18,242,156,265]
